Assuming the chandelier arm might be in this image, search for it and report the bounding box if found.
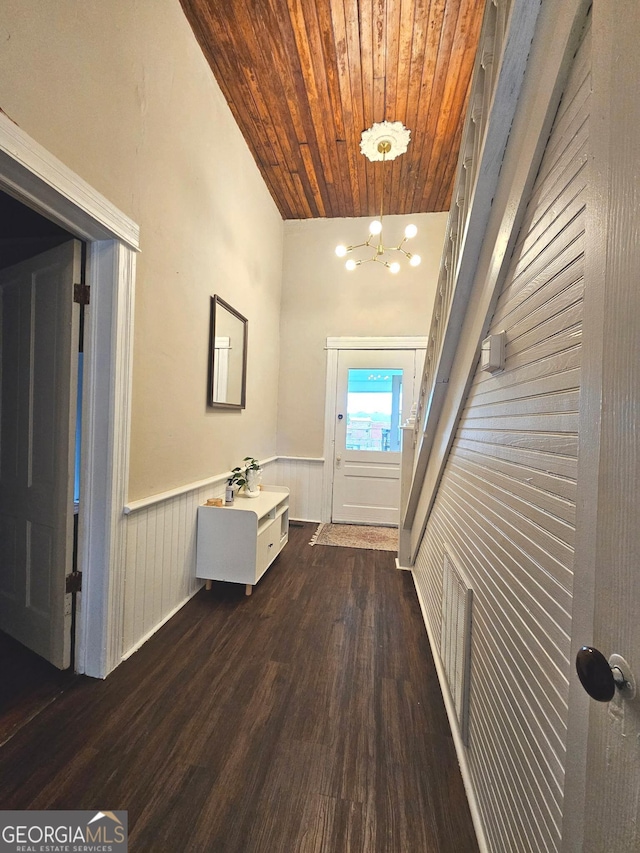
[377,148,386,254]
[346,240,374,252]
[338,123,416,273]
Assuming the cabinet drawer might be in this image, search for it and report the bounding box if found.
[256,520,279,578]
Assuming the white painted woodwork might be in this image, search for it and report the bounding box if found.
[413,16,590,853]
[78,239,136,678]
[0,113,139,679]
[0,113,139,249]
[441,552,473,746]
[323,338,426,525]
[412,565,491,853]
[398,425,415,567]
[0,242,80,668]
[123,478,218,656]
[562,3,640,851]
[120,457,326,659]
[332,349,417,525]
[325,335,429,351]
[269,457,324,522]
[195,487,289,591]
[407,0,542,529]
[405,0,591,565]
[122,464,314,659]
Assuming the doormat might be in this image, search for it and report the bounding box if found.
[309,523,398,552]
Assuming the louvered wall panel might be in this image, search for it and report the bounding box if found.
[413,24,590,853]
[441,552,473,744]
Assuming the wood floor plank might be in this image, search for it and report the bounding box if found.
[0,523,478,852]
[0,630,76,746]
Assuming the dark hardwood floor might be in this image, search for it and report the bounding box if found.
[0,630,75,747]
[0,523,478,852]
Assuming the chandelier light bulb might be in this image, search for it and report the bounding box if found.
[334,122,416,274]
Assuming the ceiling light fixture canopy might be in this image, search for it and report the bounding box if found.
[335,121,421,274]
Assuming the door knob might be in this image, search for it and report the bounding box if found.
[575,646,636,702]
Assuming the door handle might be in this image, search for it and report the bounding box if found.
[575,646,636,702]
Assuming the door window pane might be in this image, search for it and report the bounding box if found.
[346,369,403,452]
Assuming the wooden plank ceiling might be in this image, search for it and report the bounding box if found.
[179,0,486,220]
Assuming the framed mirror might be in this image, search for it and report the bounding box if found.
[208,295,248,409]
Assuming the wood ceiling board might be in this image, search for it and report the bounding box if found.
[289,0,340,215]
[421,0,484,211]
[179,0,487,219]
[185,2,300,215]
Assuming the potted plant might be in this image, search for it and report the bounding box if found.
[243,457,262,496]
[229,467,247,492]
[229,457,261,498]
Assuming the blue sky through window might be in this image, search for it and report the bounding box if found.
[346,368,403,451]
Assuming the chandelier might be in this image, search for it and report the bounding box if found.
[335,121,421,274]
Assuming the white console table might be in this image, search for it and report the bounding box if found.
[196,486,289,595]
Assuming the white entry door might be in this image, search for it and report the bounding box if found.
[332,349,419,525]
[0,241,80,669]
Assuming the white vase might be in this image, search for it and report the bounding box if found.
[245,468,260,495]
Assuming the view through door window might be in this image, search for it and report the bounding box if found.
[346,368,403,452]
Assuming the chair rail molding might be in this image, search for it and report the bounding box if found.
[124,456,325,524]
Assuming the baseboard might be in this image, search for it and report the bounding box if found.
[121,586,203,663]
[395,557,412,571]
[411,572,490,853]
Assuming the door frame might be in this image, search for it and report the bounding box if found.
[321,336,427,523]
[0,113,139,678]
[562,2,640,849]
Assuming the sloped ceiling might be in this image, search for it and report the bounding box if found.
[179,0,486,219]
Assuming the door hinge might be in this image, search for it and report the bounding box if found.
[66,571,82,594]
[73,283,90,305]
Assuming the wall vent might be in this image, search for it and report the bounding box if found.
[441,552,473,745]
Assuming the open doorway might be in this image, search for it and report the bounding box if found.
[0,112,138,680]
[0,190,82,739]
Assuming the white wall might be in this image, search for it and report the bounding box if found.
[412,21,590,853]
[278,213,447,457]
[0,0,284,502]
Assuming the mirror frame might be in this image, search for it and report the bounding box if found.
[207,295,248,409]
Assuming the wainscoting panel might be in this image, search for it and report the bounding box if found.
[122,484,212,658]
[270,457,324,522]
[413,22,589,853]
[121,456,324,661]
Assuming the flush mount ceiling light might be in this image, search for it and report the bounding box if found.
[335,121,421,274]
